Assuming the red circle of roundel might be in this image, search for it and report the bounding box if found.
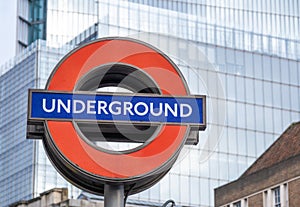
[45,38,189,179]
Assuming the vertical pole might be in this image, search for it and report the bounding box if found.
[104,184,124,207]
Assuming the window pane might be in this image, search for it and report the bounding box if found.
[273,187,281,207]
[234,201,241,207]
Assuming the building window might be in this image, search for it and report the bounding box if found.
[28,0,47,44]
[233,201,241,207]
[273,187,281,207]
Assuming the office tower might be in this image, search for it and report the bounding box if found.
[0,0,299,206]
[0,41,81,206]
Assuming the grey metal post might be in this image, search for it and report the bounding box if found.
[104,184,125,207]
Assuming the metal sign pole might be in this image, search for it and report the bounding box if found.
[104,184,124,207]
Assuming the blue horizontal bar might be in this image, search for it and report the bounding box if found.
[29,90,205,125]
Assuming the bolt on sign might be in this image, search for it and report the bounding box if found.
[27,37,206,202]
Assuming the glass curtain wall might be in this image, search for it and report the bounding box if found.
[0,49,37,206]
[0,41,79,207]
[93,0,300,206]
[97,0,300,59]
[46,0,97,47]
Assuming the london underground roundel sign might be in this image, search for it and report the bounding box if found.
[27,37,206,195]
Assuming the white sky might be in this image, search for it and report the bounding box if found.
[0,1,17,66]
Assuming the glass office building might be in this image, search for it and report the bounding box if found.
[0,41,80,206]
[0,0,299,206]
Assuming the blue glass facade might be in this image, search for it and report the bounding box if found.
[0,0,299,206]
[0,41,79,206]
[0,52,36,205]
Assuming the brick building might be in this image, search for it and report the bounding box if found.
[215,122,300,207]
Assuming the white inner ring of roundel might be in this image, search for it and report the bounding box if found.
[95,86,141,151]
[73,63,163,154]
